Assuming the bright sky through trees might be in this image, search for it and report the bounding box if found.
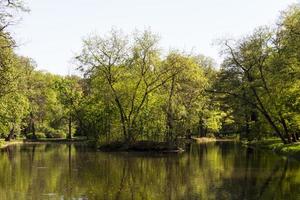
[14,0,297,75]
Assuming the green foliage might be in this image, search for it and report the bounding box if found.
[214,4,300,144]
[37,126,65,139]
[248,139,300,159]
[75,29,219,143]
[0,2,299,147]
[26,132,45,139]
[0,34,79,140]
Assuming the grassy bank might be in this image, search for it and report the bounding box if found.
[245,139,300,160]
[0,137,89,149]
[191,137,216,143]
[0,139,23,149]
[191,136,238,143]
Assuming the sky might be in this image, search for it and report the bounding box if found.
[13,0,298,75]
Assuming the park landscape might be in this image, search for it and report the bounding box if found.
[0,0,300,199]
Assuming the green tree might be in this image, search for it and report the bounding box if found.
[76,30,181,143]
[214,5,300,143]
[56,76,83,139]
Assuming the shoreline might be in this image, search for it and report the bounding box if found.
[0,137,237,151]
[0,140,24,149]
[2,138,299,161]
[191,137,237,143]
[98,141,185,153]
[243,139,300,161]
[0,138,89,149]
[191,137,216,143]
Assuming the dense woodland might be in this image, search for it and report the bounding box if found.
[0,0,299,145]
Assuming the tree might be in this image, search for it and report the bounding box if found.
[56,76,83,139]
[0,0,28,46]
[161,52,209,140]
[0,56,31,141]
[214,5,300,144]
[76,30,182,143]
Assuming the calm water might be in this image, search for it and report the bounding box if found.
[0,142,299,200]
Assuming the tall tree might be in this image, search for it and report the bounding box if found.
[56,76,83,139]
[76,30,182,143]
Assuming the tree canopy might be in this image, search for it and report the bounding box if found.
[0,3,299,145]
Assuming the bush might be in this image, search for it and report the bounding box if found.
[46,130,66,138]
[26,132,46,139]
[39,126,66,138]
[46,130,65,138]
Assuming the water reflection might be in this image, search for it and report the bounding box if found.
[0,142,299,200]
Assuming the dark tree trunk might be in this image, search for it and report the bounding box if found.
[166,76,176,141]
[245,113,250,139]
[166,112,174,140]
[186,129,192,139]
[249,86,287,144]
[291,133,297,142]
[279,115,293,143]
[198,118,205,137]
[32,121,36,138]
[30,112,37,140]
[5,126,15,142]
[295,133,299,141]
[67,115,72,139]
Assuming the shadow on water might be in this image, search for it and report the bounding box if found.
[0,142,299,200]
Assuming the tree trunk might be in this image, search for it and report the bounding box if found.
[186,129,192,139]
[30,112,37,140]
[5,126,15,142]
[279,115,292,143]
[125,123,139,144]
[249,86,287,144]
[198,118,204,137]
[166,112,174,140]
[245,113,250,139]
[166,76,176,141]
[295,133,299,141]
[67,115,72,139]
[291,133,297,142]
[114,98,127,141]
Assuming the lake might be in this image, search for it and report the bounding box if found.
[0,142,299,200]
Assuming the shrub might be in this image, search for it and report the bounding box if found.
[46,129,65,138]
[26,132,46,139]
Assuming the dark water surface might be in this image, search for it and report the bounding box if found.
[0,142,299,200]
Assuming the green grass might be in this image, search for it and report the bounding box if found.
[0,139,24,149]
[245,138,300,160]
[0,137,89,149]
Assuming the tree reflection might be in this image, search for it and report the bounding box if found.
[0,143,298,200]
